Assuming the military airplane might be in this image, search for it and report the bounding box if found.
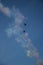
[24,23,27,26]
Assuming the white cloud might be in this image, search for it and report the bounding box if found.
[5,3,39,59]
[0,3,11,17]
[1,3,41,64]
[12,7,25,25]
[26,50,32,57]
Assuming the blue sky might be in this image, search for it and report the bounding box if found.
[0,0,43,65]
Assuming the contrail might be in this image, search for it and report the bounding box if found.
[0,3,43,65]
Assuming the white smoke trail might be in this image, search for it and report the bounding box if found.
[0,3,43,65]
[0,3,11,17]
[5,6,39,59]
[5,9,40,64]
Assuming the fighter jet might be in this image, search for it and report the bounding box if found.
[23,30,25,33]
[24,23,27,26]
[23,23,27,32]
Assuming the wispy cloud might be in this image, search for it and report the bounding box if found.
[0,3,11,17]
[5,3,40,64]
[11,6,25,25]
[1,3,43,65]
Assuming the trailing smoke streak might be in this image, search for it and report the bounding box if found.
[6,17,40,65]
[0,3,43,65]
[0,3,11,17]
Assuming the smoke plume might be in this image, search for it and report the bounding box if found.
[0,3,43,65]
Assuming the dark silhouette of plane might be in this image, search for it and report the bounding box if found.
[24,23,27,26]
[23,30,25,33]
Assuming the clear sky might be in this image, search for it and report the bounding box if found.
[0,0,43,65]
